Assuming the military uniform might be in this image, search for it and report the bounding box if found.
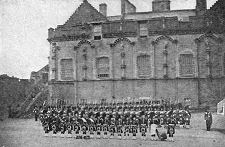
[204,111,212,131]
[167,117,176,141]
[109,117,116,138]
[74,122,81,139]
[117,117,123,139]
[33,106,39,121]
[139,115,147,140]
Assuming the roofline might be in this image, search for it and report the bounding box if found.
[124,0,136,9]
[106,9,196,18]
[125,9,196,15]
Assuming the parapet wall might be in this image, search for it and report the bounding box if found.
[48,15,224,42]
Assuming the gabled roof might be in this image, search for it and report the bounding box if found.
[38,65,49,73]
[63,0,108,27]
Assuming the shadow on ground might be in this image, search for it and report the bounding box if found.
[211,128,225,135]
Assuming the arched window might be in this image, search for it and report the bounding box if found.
[137,55,151,77]
[96,57,110,78]
[179,54,194,76]
[60,59,73,80]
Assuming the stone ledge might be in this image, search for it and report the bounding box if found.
[48,77,225,83]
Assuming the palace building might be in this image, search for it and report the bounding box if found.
[47,0,225,107]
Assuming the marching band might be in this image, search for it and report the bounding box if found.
[36,101,191,141]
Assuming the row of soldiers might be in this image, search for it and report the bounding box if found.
[34,102,191,141]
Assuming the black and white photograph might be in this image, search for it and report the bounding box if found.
[0,0,225,146]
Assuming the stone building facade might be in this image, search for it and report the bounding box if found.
[30,65,49,84]
[47,0,225,107]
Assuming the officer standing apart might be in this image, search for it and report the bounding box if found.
[33,106,39,121]
[204,108,212,131]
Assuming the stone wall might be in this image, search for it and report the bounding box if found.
[123,0,136,14]
[48,32,225,107]
[50,78,203,107]
[50,82,75,104]
[47,0,225,107]
[49,77,225,107]
[152,0,170,12]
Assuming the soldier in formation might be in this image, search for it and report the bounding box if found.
[36,101,191,141]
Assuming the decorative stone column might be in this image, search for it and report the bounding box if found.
[82,47,88,80]
[121,44,126,79]
[163,42,169,78]
[51,42,57,80]
[205,38,212,77]
[54,44,60,81]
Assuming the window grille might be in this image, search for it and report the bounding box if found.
[139,23,148,37]
[96,57,110,79]
[60,59,73,80]
[179,54,194,76]
[137,55,151,77]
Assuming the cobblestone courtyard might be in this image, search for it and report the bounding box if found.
[0,113,225,147]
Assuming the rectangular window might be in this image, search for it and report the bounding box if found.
[180,17,189,22]
[97,57,110,79]
[60,59,73,80]
[137,55,151,77]
[139,23,148,37]
[93,25,102,40]
[179,54,194,76]
[42,73,48,83]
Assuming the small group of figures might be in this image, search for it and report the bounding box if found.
[35,103,191,142]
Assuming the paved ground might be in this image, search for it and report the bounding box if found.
[0,113,225,147]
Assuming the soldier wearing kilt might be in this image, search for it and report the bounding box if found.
[131,117,138,140]
[147,114,152,138]
[89,124,95,138]
[51,112,59,135]
[123,122,130,139]
[43,111,51,134]
[59,111,67,135]
[67,112,73,135]
[96,117,102,139]
[178,112,185,128]
[81,120,88,139]
[39,106,44,124]
[88,117,95,139]
[123,111,130,139]
[109,116,116,138]
[103,115,109,139]
[167,115,176,141]
[139,115,147,140]
[74,122,82,139]
[116,116,123,139]
[159,112,166,126]
[184,110,191,129]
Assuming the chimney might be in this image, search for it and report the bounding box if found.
[121,0,136,15]
[48,28,54,39]
[152,0,171,12]
[196,0,207,16]
[99,3,107,17]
